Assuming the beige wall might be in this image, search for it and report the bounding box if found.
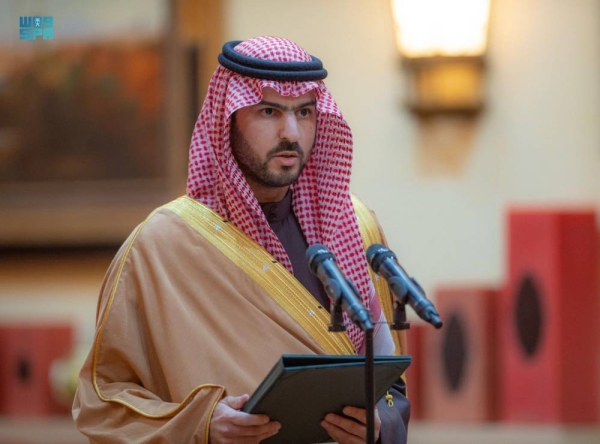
[0,251,112,346]
[224,0,600,299]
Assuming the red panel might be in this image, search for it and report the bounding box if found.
[405,322,427,420]
[0,324,73,417]
[501,210,599,424]
[422,287,499,422]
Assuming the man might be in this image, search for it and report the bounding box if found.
[73,36,410,443]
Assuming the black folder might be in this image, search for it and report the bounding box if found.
[242,354,411,444]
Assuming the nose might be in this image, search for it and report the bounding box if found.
[279,113,300,143]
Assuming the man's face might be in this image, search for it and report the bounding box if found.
[230,87,317,191]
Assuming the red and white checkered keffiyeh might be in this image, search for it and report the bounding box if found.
[186,36,384,352]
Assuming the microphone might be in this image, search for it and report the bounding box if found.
[366,243,443,329]
[306,244,373,331]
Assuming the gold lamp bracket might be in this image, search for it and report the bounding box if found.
[403,55,486,117]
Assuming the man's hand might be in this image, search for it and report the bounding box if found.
[321,406,381,444]
[209,394,281,444]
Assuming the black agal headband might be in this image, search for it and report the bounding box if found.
[217,40,328,81]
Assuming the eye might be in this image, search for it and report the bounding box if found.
[298,108,312,117]
[261,108,275,116]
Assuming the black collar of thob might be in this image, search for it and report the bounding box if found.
[217,40,328,81]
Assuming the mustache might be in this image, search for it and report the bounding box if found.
[267,142,304,158]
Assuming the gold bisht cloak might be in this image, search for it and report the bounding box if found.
[73,196,406,443]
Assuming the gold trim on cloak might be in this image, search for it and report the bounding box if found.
[351,195,407,356]
[165,196,356,356]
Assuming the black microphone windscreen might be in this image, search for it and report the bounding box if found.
[366,243,396,274]
[305,244,334,274]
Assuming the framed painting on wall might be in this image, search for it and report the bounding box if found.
[0,0,207,247]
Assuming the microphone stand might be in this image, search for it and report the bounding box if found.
[328,299,346,332]
[365,327,375,444]
[328,301,376,444]
[391,299,411,331]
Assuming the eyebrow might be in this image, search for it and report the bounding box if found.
[257,100,317,112]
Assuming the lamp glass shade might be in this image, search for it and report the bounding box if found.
[391,0,491,58]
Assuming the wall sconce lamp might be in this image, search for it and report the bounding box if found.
[390,0,491,117]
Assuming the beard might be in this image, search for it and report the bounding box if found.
[229,119,310,188]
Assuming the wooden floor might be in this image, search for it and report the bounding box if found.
[409,421,600,444]
[0,417,86,444]
[1,417,599,443]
